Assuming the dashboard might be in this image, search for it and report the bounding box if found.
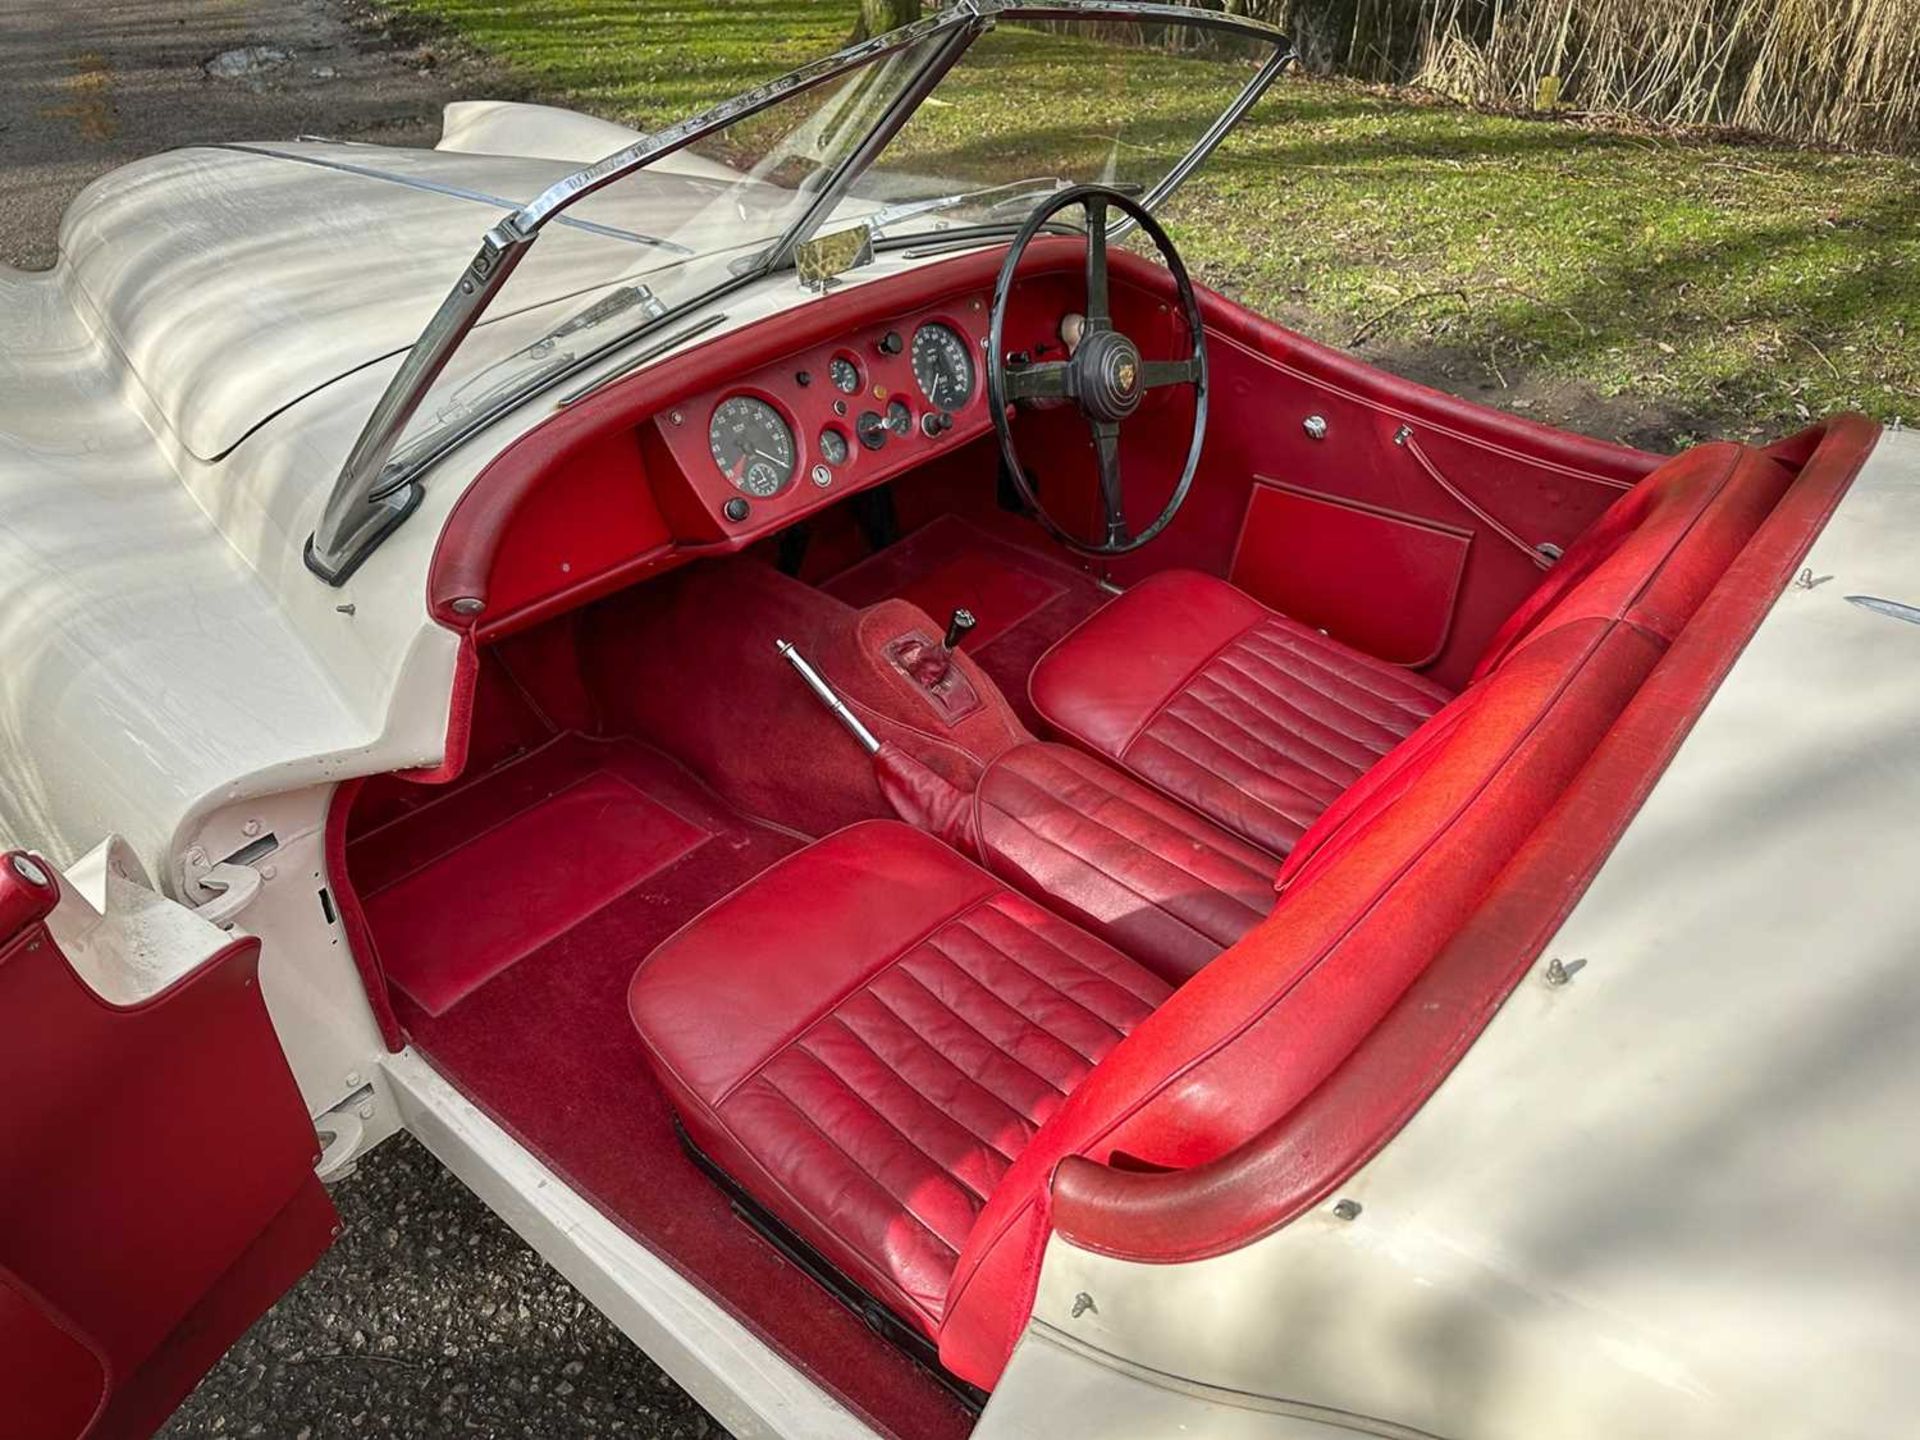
[649,292,1006,542]
[434,247,1120,637]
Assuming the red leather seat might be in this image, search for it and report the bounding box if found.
[1030,441,1794,858]
[631,439,1803,1394]
[628,820,1169,1340]
[1030,572,1452,855]
[974,742,1279,984]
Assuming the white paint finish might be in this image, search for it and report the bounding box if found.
[982,1325,1437,1439]
[45,836,231,1005]
[437,100,646,163]
[0,119,976,890]
[381,1050,880,1440]
[0,267,378,877]
[1029,428,1920,1440]
[212,783,394,1118]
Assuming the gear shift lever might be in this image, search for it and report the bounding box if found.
[944,607,978,652]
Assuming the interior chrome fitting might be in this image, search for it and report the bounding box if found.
[10,854,50,888]
[1303,414,1328,440]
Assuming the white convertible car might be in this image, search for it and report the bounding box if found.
[4,4,1917,1437]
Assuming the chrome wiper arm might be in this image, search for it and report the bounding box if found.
[865,177,1071,237]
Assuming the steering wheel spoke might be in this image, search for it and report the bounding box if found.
[1083,194,1111,334]
[1141,356,1201,390]
[1004,360,1072,402]
[1092,419,1129,549]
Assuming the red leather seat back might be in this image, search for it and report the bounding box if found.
[1470,442,1794,682]
[1278,441,1794,896]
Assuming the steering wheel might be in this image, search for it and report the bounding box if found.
[985,184,1208,556]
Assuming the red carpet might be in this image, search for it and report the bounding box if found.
[365,761,709,1015]
[350,735,971,1440]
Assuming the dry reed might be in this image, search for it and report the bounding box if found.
[1184,0,1920,150]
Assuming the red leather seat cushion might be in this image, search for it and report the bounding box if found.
[628,820,1169,1339]
[975,743,1279,984]
[1030,570,1452,855]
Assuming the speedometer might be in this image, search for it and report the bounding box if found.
[708,396,795,498]
[911,323,975,411]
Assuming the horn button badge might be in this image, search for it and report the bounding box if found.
[1075,330,1145,422]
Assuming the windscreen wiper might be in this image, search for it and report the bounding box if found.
[866,177,1082,237]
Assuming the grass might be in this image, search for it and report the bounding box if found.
[383,0,1920,445]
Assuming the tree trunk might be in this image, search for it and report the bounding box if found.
[1275,0,1363,74]
[852,0,923,42]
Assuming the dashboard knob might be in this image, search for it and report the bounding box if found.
[723,497,750,523]
[876,330,903,356]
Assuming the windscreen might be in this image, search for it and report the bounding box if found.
[380,11,1281,481]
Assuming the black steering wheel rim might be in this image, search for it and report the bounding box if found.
[985,184,1209,557]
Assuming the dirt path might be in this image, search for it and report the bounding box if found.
[0,0,484,269]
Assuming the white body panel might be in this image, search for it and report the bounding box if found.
[1006,428,1920,1440]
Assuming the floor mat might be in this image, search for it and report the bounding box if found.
[825,514,1110,730]
[363,758,710,1016]
[355,735,972,1440]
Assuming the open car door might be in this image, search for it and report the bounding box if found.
[1,842,335,1440]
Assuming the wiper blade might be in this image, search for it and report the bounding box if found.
[866,177,1072,237]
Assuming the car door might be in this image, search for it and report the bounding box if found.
[0,843,335,1440]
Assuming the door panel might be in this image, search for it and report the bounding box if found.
[1230,479,1472,667]
[0,851,335,1439]
[1,1267,106,1440]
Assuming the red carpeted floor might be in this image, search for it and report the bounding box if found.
[825,515,1111,731]
[352,734,973,1440]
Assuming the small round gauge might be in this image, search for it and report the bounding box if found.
[911,323,975,411]
[708,396,795,498]
[819,426,851,466]
[886,398,913,437]
[828,355,862,395]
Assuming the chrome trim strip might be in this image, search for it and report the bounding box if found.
[211,143,694,252]
[1846,594,1920,625]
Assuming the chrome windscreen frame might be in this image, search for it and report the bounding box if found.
[305,0,1293,584]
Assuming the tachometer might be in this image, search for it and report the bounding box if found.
[911,323,975,411]
[708,396,795,498]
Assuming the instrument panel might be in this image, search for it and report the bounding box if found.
[653,295,996,538]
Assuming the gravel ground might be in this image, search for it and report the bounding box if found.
[159,1134,732,1439]
[0,0,504,270]
[4,1,729,1431]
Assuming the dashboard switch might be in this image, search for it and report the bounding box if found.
[921,411,955,438]
[723,497,750,523]
[877,330,904,356]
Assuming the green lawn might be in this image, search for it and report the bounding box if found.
[387,0,1920,445]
